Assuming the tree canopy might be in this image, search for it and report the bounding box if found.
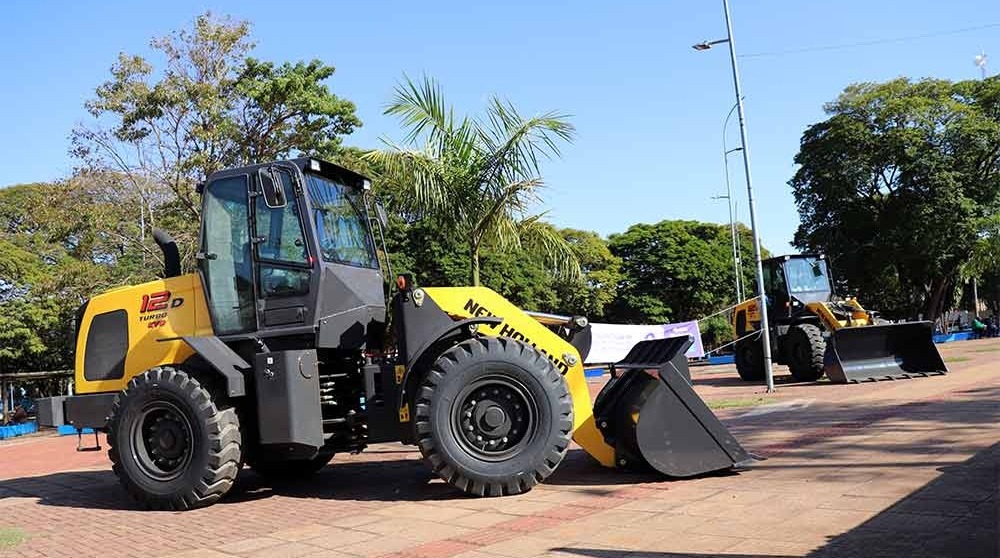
[607,220,760,325]
[71,12,360,269]
[365,76,579,286]
[791,77,1000,320]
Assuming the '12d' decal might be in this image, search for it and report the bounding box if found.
[139,290,184,329]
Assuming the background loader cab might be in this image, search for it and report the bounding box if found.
[37,158,752,511]
[732,254,946,384]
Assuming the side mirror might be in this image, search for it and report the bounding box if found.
[258,167,287,208]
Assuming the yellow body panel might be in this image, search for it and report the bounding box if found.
[732,297,873,337]
[423,286,616,467]
[75,273,212,394]
[805,300,871,330]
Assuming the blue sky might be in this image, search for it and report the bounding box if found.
[0,1,997,251]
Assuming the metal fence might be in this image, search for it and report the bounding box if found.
[1,370,72,424]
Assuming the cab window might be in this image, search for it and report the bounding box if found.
[255,168,310,298]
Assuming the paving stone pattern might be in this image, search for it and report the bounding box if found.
[0,338,997,558]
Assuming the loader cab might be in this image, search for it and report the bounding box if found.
[762,254,833,317]
[197,158,386,348]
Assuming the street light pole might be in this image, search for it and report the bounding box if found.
[723,102,743,303]
[695,0,775,392]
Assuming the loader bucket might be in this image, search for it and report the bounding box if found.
[593,336,752,477]
[824,321,947,384]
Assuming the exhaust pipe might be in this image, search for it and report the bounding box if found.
[153,228,181,278]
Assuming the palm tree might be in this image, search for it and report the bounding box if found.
[364,76,580,286]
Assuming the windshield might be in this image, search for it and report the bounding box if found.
[305,173,378,269]
[783,257,832,294]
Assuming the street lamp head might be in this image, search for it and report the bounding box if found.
[692,38,729,51]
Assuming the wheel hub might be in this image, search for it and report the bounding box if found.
[454,377,536,460]
[131,402,194,481]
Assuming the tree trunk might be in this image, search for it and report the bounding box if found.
[470,243,481,287]
[924,277,951,323]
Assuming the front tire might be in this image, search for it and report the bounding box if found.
[785,324,826,382]
[107,366,242,510]
[734,337,765,381]
[415,337,573,497]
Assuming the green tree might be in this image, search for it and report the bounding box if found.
[552,228,622,319]
[0,180,152,372]
[71,12,361,268]
[365,76,579,286]
[791,77,1000,321]
[607,220,759,325]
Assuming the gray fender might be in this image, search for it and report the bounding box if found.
[179,336,250,397]
[397,317,502,405]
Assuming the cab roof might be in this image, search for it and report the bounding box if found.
[199,157,371,193]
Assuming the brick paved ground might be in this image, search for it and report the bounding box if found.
[0,338,997,558]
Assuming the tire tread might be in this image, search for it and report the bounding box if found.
[107,366,242,510]
[414,336,573,497]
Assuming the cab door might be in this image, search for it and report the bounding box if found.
[199,175,257,334]
[763,262,791,318]
[251,166,314,329]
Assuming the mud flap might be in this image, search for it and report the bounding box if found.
[593,337,753,477]
[824,321,947,384]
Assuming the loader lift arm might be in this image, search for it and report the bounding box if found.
[419,286,751,474]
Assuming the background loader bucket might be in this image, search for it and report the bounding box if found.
[824,321,947,383]
[593,337,752,477]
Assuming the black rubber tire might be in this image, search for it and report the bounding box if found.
[415,336,573,497]
[734,337,765,381]
[785,324,827,382]
[247,452,334,479]
[107,366,242,510]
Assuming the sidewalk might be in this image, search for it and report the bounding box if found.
[0,338,996,558]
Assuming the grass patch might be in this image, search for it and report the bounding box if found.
[706,397,772,410]
[0,528,25,550]
[971,346,1000,353]
[945,356,972,363]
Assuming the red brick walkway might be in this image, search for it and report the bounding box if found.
[1,338,997,558]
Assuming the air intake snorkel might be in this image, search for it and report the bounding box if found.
[153,228,182,279]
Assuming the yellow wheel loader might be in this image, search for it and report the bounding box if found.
[731,254,947,383]
[36,158,751,510]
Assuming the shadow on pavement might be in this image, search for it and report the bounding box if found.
[0,446,666,510]
[552,442,998,558]
[691,373,814,388]
[0,387,995,558]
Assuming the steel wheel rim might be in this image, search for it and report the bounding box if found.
[130,400,194,482]
[451,374,538,462]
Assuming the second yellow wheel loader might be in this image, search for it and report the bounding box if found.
[37,158,751,510]
[731,254,947,383]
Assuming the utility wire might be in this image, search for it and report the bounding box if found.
[740,23,1000,59]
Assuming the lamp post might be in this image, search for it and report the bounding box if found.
[723,102,744,303]
[694,0,775,392]
[712,104,744,305]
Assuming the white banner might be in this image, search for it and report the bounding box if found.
[586,320,704,364]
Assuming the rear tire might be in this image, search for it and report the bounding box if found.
[415,336,573,497]
[785,324,826,382]
[248,452,334,479]
[734,337,765,381]
[107,366,242,510]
